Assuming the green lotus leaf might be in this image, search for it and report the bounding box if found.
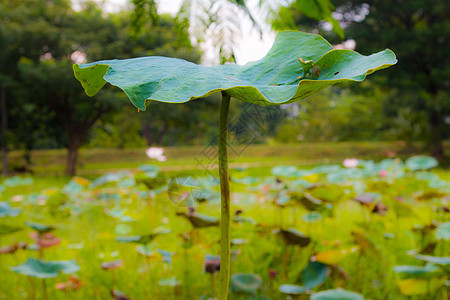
[311,288,364,300]
[393,264,443,279]
[302,212,323,223]
[25,221,55,233]
[116,227,170,244]
[0,202,21,217]
[414,254,450,272]
[279,284,309,295]
[158,277,181,287]
[435,222,450,240]
[0,223,22,236]
[302,261,330,289]
[175,211,219,228]
[230,273,262,294]
[277,228,311,247]
[406,156,438,171]
[230,238,248,246]
[3,176,33,187]
[271,165,300,177]
[74,31,396,111]
[11,258,80,278]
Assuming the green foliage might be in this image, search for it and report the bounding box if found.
[275,86,392,142]
[311,289,364,300]
[333,0,450,155]
[11,258,80,278]
[74,31,396,110]
[0,201,21,217]
[0,157,448,298]
[271,0,344,39]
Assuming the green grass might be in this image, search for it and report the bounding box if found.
[4,141,450,176]
[0,145,448,299]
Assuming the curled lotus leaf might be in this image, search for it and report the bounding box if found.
[74,31,397,111]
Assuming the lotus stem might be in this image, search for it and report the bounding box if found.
[42,279,48,300]
[218,91,231,300]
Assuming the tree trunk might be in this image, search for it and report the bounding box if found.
[429,110,445,158]
[1,87,8,177]
[142,119,153,146]
[66,134,82,177]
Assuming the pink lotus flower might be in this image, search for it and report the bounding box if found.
[343,158,358,168]
[379,170,388,178]
[145,147,167,161]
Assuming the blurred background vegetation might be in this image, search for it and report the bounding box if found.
[0,0,449,176]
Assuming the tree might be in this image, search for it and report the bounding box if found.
[1,0,201,175]
[273,0,450,156]
[0,0,73,175]
[336,0,450,157]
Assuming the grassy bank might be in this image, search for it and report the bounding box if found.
[4,141,449,177]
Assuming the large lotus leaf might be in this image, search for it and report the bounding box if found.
[74,31,396,111]
[11,258,80,278]
[0,202,21,217]
[311,289,364,300]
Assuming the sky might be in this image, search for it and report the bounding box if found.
[72,0,275,65]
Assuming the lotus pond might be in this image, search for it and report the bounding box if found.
[0,155,448,299]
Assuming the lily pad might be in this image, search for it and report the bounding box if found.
[279,284,309,295]
[277,228,311,247]
[301,261,330,289]
[302,212,323,223]
[414,254,450,272]
[435,222,450,240]
[3,176,33,187]
[25,222,55,234]
[311,288,364,300]
[176,211,219,228]
[313,247,359,265]
[158,277,181,287]
[271,166,299,177]
[11,258,80,278]
[396,277,447,296]
[230,273,262,294]
[406,156,438,171]
[116,227,170,245]
[0,202,21,217]
[393,264,443,279]
[74,31,396,111]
